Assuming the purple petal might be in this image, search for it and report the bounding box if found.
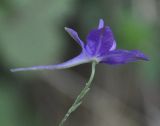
[85,26,116,56]
[101,49,149,65]
[65,27,84,49]
[98,19,104,29]
[109,40,116,51]
[10,53,91,72]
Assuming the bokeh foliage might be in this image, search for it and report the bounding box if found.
[0,0,74,66]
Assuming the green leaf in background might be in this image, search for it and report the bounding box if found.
[0,81,40,126]
[116,12,153,49]
[0,86,18,126]
[0,0,74,67]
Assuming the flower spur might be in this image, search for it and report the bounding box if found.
[10,19,148,72]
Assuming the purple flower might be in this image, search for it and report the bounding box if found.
[11,19,148,72]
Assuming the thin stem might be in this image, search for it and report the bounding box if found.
[58,61,97,126]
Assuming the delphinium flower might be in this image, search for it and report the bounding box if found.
[10,19,148,126]
[11,19,148,72]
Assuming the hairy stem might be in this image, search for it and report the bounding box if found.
[59,61,97,126]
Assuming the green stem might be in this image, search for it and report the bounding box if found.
[59,62,97,126]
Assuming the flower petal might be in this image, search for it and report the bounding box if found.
[98,19,104,29]
[101,49,149,64]
[65,27,84,49]
[10,53,91,72]
[85,26,116,56]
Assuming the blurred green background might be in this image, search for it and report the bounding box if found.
[0,0,159,126]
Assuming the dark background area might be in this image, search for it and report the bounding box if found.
[0,0,159,126]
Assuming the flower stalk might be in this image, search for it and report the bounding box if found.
[59,61,97,126]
